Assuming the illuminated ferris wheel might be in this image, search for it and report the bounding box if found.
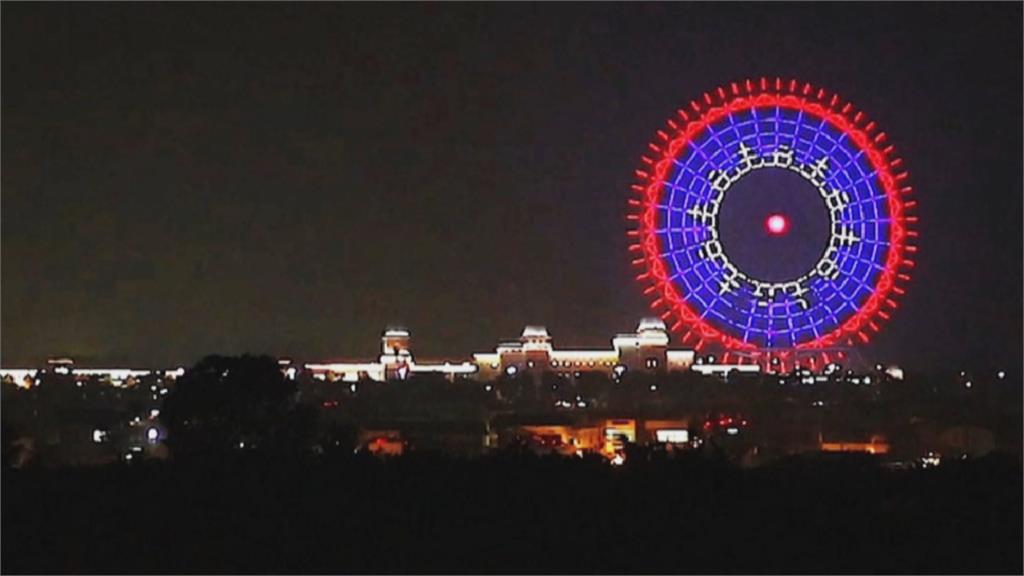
[628,78,917,369]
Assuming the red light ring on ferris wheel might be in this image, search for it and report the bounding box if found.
[627,78,917,359]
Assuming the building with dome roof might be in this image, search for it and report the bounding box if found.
[304,327,477,383]
[303,318,697,383]
[472,318,695,381]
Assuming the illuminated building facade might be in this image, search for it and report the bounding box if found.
[303,318,697,383]
[473,318,695,381]
[1,319,727,387]
[819,435,891,455]
[304,327,477,382]
[0,363,183,389]
[499,417,695,460]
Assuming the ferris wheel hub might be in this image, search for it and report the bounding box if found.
[765,214,789,235]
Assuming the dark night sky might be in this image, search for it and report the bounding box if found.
[2,3,1021,371]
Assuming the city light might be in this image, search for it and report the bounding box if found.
[655,429,689,443]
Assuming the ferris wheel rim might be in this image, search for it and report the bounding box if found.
[628,78,917,359]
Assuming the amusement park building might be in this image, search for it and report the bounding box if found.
[304,328,478,382]
[472,318,695,381]
[303,318,698,383]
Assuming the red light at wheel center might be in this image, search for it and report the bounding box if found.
[766,214,789,236]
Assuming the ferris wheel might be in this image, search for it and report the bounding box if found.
[628,78,917,370]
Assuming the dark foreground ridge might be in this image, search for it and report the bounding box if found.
[3,451,1021,574]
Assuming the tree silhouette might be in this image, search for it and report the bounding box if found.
[2,422,22,469]
[160,355,314,459]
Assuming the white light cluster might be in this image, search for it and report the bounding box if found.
[655,429,689,443]
[691,364,761,376]
[1,369,38,388]
[73,369,151,379]
[409,362,477,375]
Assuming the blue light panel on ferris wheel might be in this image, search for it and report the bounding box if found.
[657,106,890,348]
